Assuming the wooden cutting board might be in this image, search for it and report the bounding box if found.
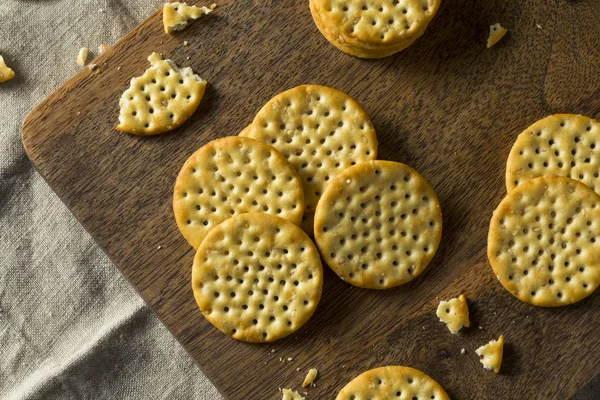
[22,0,600,398]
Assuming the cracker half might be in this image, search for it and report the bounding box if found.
[314,160,442,289]
[506,114,600,193]
[488,176,600,306]
[163,2,216,34]
[116,52,206,135]
[0,56,15,83]
[240,85,377,234]
[173,136,305,249]
[476,335,504,373]
[336,366,450,400]
[192,213,323,342]
[436,294,470,334]
[487,23,507,48]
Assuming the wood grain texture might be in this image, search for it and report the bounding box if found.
[21,0,600,398]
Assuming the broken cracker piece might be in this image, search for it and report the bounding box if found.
[302,368,318,388]
[282,389,305,400]
[77,48,89,66]
[487,23,507,48]
[0,56,15,83]
[98,44,110,55]
[476,335,504,373]
[163,2,216,34]
[116,52,206,135]
[436,294,470,334]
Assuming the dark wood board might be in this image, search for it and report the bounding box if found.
[21,0,600,398]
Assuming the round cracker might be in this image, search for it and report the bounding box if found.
[314,160,442,289]
[240,85,378,235]
[488,176,600,306]
[506,114,600,193]
[336,366,450,400]
[173,136,304,249]
[191,213,323,342]
[310,0,440,57]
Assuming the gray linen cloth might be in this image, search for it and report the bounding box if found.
[0,1,222,399]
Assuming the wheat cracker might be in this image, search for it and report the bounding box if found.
[506,114,600,194]
[116,52,206,135]
[240,85,377,235]
[336,366,449,400]
[192,213,323,342]
[314,160,442,289]
[174,136,304,249]
[488,176,600,306]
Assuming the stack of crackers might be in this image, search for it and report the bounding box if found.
[488,114,600,307]
[309,0,441,58]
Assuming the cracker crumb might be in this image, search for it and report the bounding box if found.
[0,55,15,83]
[296,367,300,372]
[287,357,294,361]
[98,44,110,55]
[479,325,483,330]
[422,326,425,330]
[487,23,508,48]
[436,295,470,334]
[536,23,542,29]
[281,389,305,400]
[77,47,89,66]
[117,66,122,71]
[183,40,189,46]
[302,368,318,388]
[157,245,162,249]
[476,335,504,373]
[461,348,466,354]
